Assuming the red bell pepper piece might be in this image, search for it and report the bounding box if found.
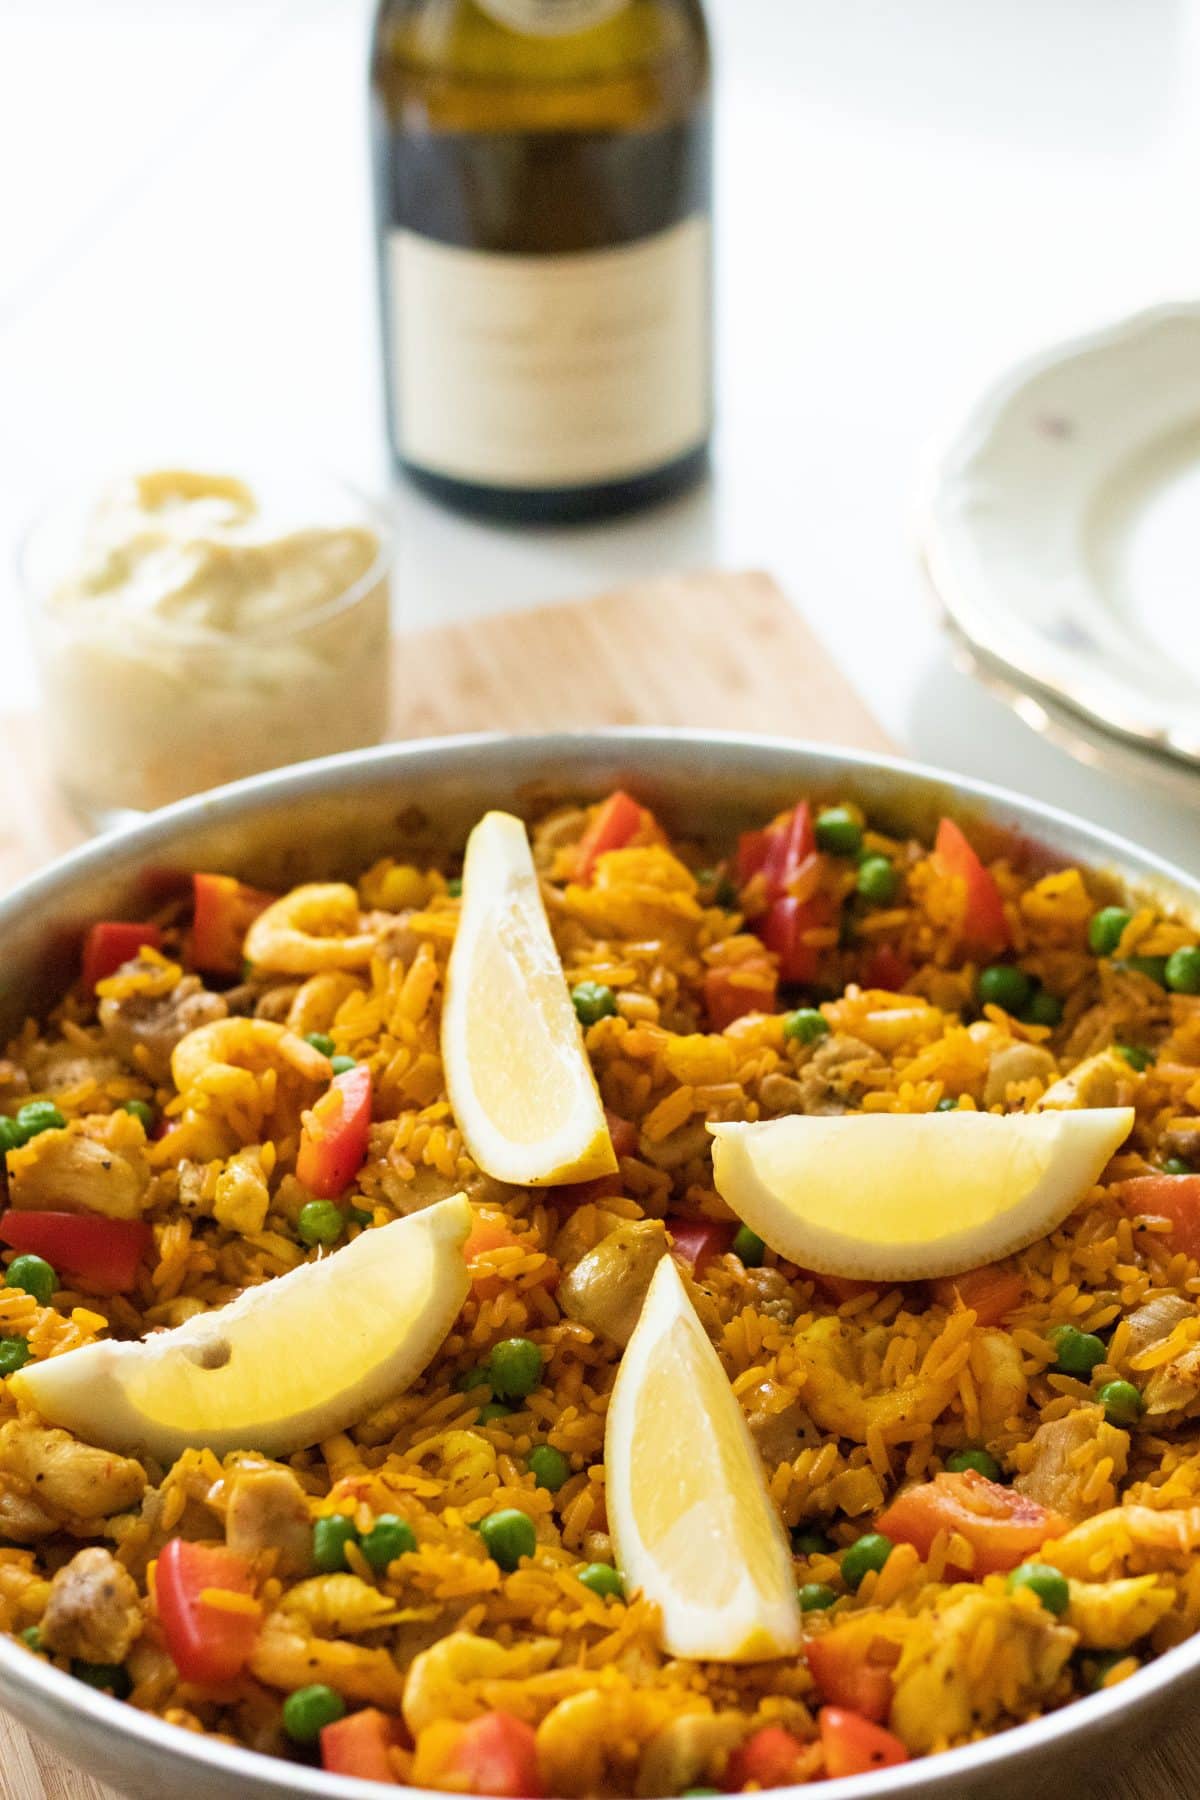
[443,1712,543,1798]
[933,818,1010,955]
[574,791,643,883]
[1120,1174,1200,1261]
[191,873,275,975]
[155,1538,259,1685]
[0,1211,152,1295]
[862,945,913,991]
[930,1265,1025,1326]
[805,1633,895,1723]
[735,829,769,887]
[81,922,163,990]
[876,1470,1067,1576]
[736,803,816,906]
[321,1708,403,1783]
[819,1708,908,1777]
[760,893,833,985]
[668,1218,735,1277]
[704,963,778,1030]
[724,1725,806,1791]
[296,1064,372,1199]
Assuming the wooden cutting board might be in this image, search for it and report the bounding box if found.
[0,571,1188,1800]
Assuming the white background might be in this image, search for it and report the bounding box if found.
[1,0,1198,862]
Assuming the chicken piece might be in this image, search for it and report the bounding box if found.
[213,1147,271,1236]
[983,1042,1057,1109]
[6,1118,150,1221]
[970,1329,1028,1437]
[744,1381,811,1464]
[1037,1048,1135,1111]
[558,1221,668,1346]
[0,1488,58,1542]
[1013,1405,1129,1521]
[1161,1124,1200,1166]
[1043,1504,1200,1580]
[757,1073,810,1117]
[1121,1296,1194,1363]
[226,1465,313,1576]
[742,1264,797,1326]
[1065,1574,1173,1650]
[39,1547,142,1664]
[891,1591,1075,1751]
[635,1713,748,1798]
[1142,1343,1200,1423]
[0,1420,146,1523]
[788,1034,885,1117]
[99,971,227,1084]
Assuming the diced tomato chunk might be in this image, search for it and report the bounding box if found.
[551,1174,623,1207]
[191,872,275,976]
[876,1470,1066,1576]
[760,803,816,902]
[704,963,778,1031]
[296,1064,372,1199]
[933,818,1010,955]
[0,1210,152,1295]
[155,1538,258,1685]
[724,1725,806,1791]
[444,1711,542,1799]
[667,1218,734,1277]
[862,945,913,991]
[321,1709,403,1783]
[82,922,163,990]
[574,791,643,883]
[930,1265,1025,1326]
[760,893,832,985]
[819,1708,908,1778]
[604,1109,639,1160]
[805,1633,894,1723]
[1120,1175,1200,1261]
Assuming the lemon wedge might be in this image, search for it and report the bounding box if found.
[605,1254,802,1661]
[11,1194,471,1460]
[710,1108,1134,1282]
[442,810,616,1186]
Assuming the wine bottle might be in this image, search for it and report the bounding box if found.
[370,0,712,524]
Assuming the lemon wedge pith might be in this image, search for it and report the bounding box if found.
[11,1194,472,1461]
[442,810,616,1186]
[605,1254,801,1662]
[710,1108,1134,1282]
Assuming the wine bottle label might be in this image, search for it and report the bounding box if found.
[473,0,630,35]
[387,218,710,491]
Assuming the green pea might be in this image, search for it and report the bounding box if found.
[976,964,1033,1014]
[1118,955,1169,986]
[312,1514,359,1572]
[5,1255,57,1307]
[0,1116,23,1156]
[791,1526,832,1556]
[783,1008,830,1045]
[19,1626,41,1652]
[856,856,898,905]
[0,1338,31,1376]
[732,1225,765,1268]
[478,1508,537,1571]
[454,1365,492,1394]
[1007,1562,1070,1615]
[15,1101,66,1143]
[1047,1324,1107,1377]
[487,1336,543,1400]
[571,982,617,1026]
[1087,1650,1135,1690]
[815,808,863,857]
[1166,947,1200,995]
[577,1562,624,1600]
[1116,1043,1154,1072]
[797,1582,838,1612]
[1089,907,1132,957]
[329,1055,357,1076]
[1163,1158,1192,1175]
[682,1790,722,1797]
[304,1032,336,1058]
[298,1199,344,1247]
[72,1660,131,1698]
[446,878,463,898]
[122,1098,156,1133]
[282,1683,346,1745]
[1022,989,1063,1029]
[528,1445,571,1492]
[934,1096,959,1112]
[1097,1379,1143,1427]
[841,1532,893,1592]
[477,1402,513,1425]
[945,1447,1002,1482]
[348,1206,374,1230]
[359,1514,417,1569]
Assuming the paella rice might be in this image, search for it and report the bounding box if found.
[2,790,1200,1790]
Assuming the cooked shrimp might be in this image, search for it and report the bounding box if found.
[245,884,377,974]
[170,1017,331,1093]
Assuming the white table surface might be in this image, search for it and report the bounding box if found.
[2,0,1199,866]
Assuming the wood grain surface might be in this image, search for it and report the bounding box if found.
[0,570,1186,1800]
